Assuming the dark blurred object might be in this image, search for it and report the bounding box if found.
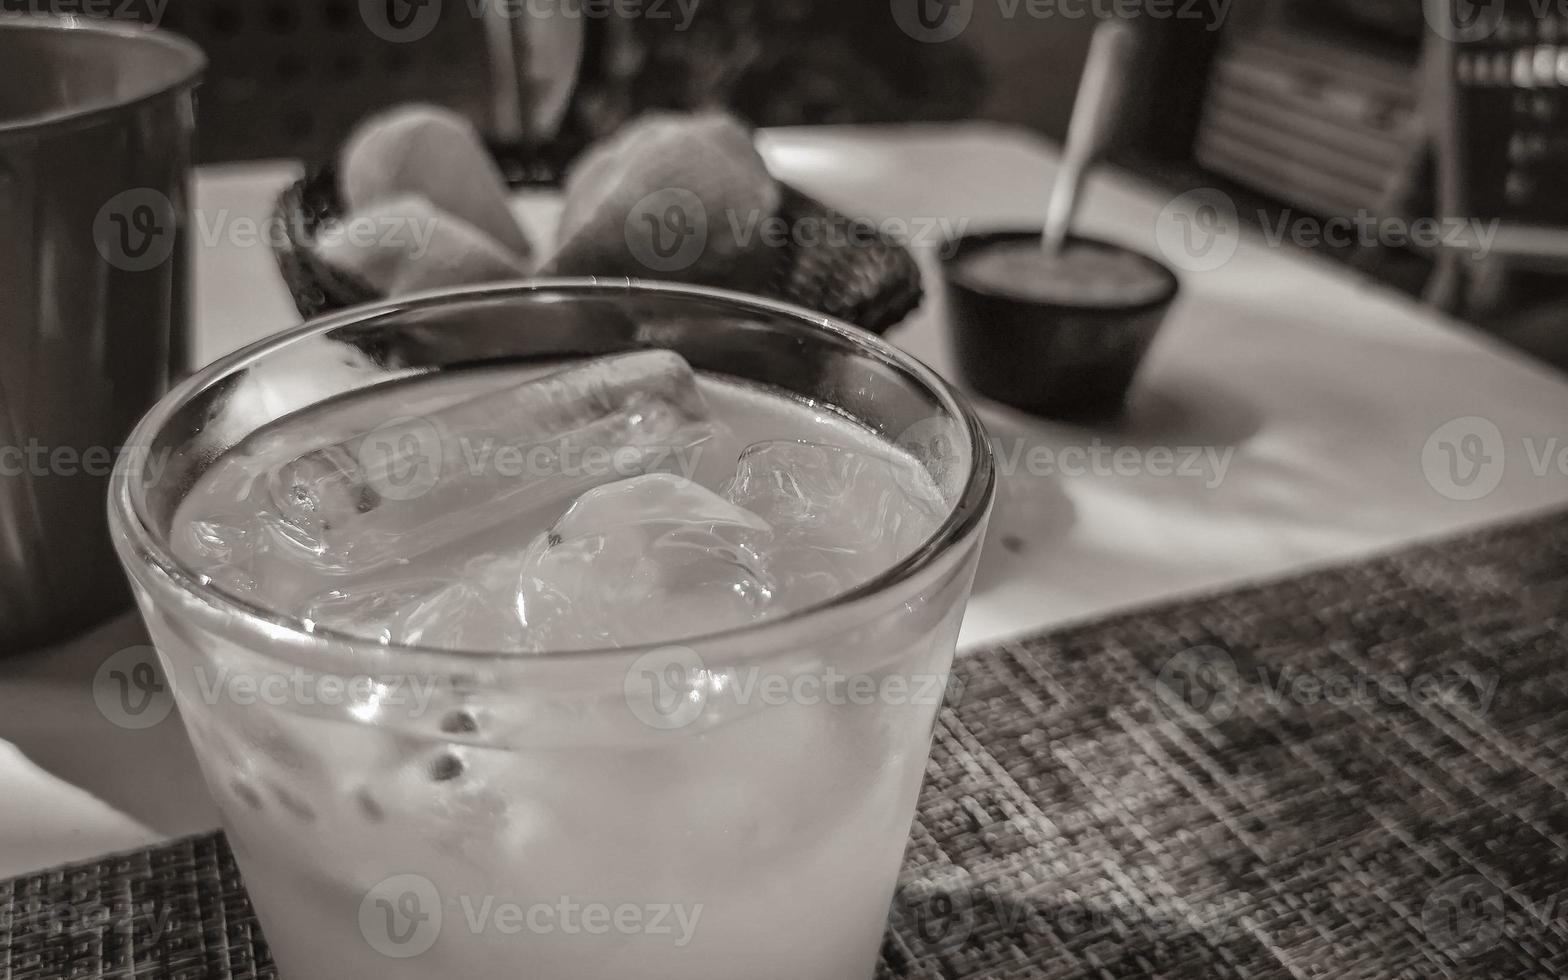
[1310,0,1427,43]
[1419,0,1568,366]
[0,0,985,164]
[273,166,923,334]
[1115,1,1438,301]
[1428,0,1568,238]
[0,0,494,164]
[943,231,1179,421]
[1194,0,1421,227]
[471,1,990,170]
[585,3,986,128]
[0,16,202,650]
[1116,0,1568,371]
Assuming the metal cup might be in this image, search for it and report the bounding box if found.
[0,16,204,652]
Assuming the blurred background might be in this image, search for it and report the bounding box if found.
[4,0,1566,365]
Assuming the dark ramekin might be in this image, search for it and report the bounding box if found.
[943,230,1180,421]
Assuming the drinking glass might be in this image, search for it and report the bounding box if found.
[110,281,994,980]
[1,15,202,649]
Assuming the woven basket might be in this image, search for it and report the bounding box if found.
[271,161,924,335]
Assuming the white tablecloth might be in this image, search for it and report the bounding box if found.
[4,123,1567,879]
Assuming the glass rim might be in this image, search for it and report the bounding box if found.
[110,279,996,664]
[0,15,206,139]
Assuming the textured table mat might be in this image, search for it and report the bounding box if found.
[7,508,1568,979]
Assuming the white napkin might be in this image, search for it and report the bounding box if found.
[341,104,535,261]
[0,614,219,879]
[0,739,161,879]
[315,194,531,297]
[330,105,538,297]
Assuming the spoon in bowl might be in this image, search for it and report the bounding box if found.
[1042,18,1138,256]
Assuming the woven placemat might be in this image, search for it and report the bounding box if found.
[7,508,1568,979]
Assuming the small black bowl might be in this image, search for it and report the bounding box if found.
[942,230,1180,421]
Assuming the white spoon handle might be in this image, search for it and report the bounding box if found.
[1043,19,1138,255]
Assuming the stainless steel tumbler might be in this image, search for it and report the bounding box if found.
[0,16,204,652]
